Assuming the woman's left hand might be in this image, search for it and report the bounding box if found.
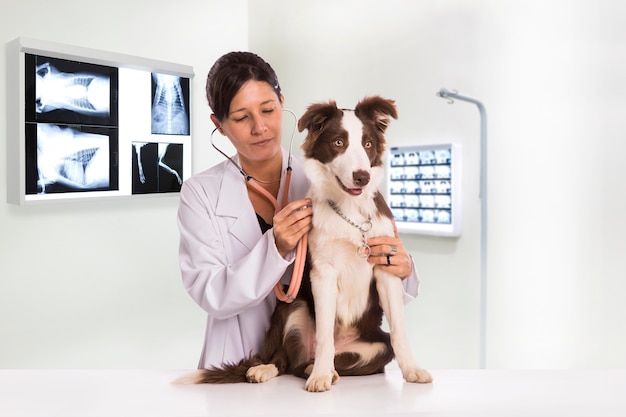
[366,226,412,279]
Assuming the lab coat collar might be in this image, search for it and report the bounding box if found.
[215,150,290,250]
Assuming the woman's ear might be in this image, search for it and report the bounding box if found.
[210,114,224,134]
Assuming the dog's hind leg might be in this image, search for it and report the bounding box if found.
[248,300,315,383]
[375,272,433,383]
[334,340,394,376]
[246,301,294,383]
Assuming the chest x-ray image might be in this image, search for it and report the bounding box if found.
[25,123,117,194]
[132,141,183,194]
[151,73,190,135]
[25,54,118,127]
[36,61,110,115]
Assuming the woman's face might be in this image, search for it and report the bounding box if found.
[216,80,284,165]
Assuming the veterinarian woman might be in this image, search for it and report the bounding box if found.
[177,51,421,369]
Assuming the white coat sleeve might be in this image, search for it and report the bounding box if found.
[401,255,421,304]
[177,179,291,320]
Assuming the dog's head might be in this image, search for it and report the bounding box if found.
[298,96,397,198]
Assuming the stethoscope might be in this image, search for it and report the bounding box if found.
[209,109,306,303]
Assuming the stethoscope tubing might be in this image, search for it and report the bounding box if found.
[209,109,305,302]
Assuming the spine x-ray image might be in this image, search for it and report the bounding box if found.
[132,142,183,194]
[151,73,190,135]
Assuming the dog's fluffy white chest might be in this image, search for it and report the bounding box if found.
[308,204,376,325]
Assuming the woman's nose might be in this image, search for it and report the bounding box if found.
[251,116,267,135]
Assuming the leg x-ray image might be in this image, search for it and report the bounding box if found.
[132,142,183,194]
[29,123,113,194]
[25,54,118,127]
[151,73,190,135]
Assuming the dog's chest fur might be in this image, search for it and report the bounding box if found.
[307,197,394,325]
[308,204,374,324]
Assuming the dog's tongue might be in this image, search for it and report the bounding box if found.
[348,188,363,196]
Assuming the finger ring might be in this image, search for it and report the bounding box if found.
[386,255,391,265]
[390,245,397,255]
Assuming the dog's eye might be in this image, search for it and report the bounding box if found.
[333,139,344,147]
[364,140,373,148]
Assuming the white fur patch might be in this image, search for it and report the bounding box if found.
[246,364,279,383]
[328,112,372,190]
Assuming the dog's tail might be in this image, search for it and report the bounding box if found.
[172,357,261,384]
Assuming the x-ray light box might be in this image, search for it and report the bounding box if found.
[387,144,461,237]
[6,37,195,205]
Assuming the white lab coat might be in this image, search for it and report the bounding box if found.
[177,149,420,369]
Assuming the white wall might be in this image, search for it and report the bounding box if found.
[0,0,248,368]
[2,0,625,371]
[249,0,626,369]
[484,0,626,369]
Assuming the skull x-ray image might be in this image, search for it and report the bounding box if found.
[132,142,183,194]
[151,73,190,135]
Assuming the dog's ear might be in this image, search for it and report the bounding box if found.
[354,96,398,133]
[297,101,341,133]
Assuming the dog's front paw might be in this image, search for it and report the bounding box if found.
[246,364,279,383]
[304,370,340,392]
[402,367,433,384]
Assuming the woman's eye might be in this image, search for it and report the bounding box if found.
[262,108,275,114]
[333,139,344,147]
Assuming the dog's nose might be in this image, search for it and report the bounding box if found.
[353,170,370,187]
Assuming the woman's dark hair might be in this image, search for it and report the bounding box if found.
[206,51,282,122]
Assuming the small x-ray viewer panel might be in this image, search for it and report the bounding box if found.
[387,144,461,237]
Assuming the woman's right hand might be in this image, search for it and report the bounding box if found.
[272,198,313,257]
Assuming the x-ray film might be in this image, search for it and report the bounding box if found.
[9,37,194,204]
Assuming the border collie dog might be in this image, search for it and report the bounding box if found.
[179,96,432,392]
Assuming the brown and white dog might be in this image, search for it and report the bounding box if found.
[178,96,432,392]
